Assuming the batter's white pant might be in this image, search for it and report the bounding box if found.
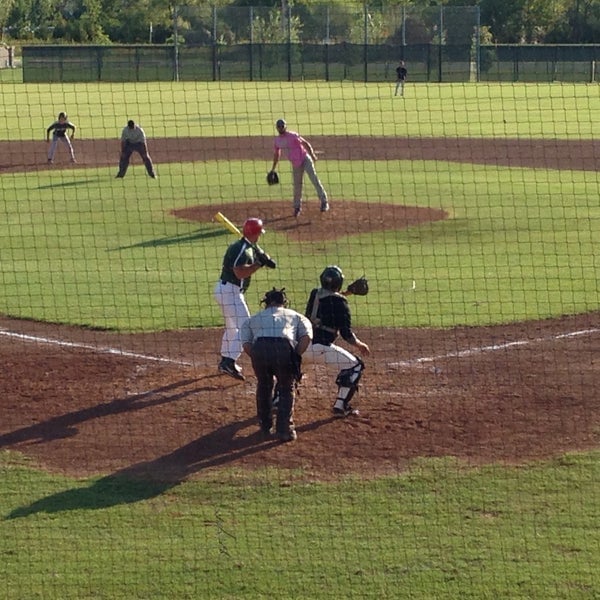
[213,280,250,361]
[48,136,75,161]
[303,342,361,403]
[293,155,327,209]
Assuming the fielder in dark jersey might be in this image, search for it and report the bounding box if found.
[46,112,76,163]
[395,60,407,96]
[304,265,370,416]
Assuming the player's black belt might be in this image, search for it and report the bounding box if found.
[220,279,246,293]
[255,337,294,348]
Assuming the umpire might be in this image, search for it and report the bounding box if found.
[116,119,156,179]
[241,288,312,443]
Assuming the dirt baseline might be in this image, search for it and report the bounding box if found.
[1,135,599,482]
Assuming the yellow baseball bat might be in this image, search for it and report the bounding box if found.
[214,211,277,268]
[214,211,242,237]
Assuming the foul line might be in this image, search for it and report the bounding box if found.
[2,326,599,372]
[0,328,194,367]
[388,327,600,369]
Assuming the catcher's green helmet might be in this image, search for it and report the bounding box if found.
[320,265,344,292]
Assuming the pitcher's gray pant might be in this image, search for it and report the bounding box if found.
[292,155,327,210]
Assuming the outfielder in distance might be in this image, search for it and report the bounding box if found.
[303,265,370,417]
[116,120,157,179]
[46,112,77,164]
[395,60,408,97]
[269,118,329,217]
[214,217,275,381]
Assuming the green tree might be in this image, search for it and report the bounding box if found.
[480,0,571,43]
[6,0,55,39]
[100,0,171,43]
[546,0,600,43]
[0,0,16,36]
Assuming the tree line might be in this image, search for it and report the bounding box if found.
[1,0,599,46]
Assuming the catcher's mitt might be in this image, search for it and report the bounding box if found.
[346,276,369,296]
[266,170,279,185]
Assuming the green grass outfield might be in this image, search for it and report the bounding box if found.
[1,450,599,599]
[1,82,599,330]
[2,80,598,140]
[1,82,599,598]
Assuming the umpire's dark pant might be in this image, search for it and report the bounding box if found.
[250,338,296,436]
[118,142,155,177]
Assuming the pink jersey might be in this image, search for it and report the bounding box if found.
[274,131,307,168]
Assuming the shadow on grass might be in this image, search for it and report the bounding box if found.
[110,227,226,251]
[5,415,335,519]
[36,178,102,189]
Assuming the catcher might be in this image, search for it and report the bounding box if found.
[303,265,370,417]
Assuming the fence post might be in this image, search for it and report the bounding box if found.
[249,7,254,81]
[438,6,443,83]
[173,5,180,82]
[475,6,481,82]
[287,3,292,81]
[212,5,218,81]
[363,4,368,83]
[325,6,330,82]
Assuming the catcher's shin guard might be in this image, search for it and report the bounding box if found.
[334,359,364,410]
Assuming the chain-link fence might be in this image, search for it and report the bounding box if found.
[20,4,600,83]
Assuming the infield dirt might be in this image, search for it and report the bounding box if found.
[1,136,599,483]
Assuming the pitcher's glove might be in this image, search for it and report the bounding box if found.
[255,250,277,269]
[345,276,369,296]
[266,170,279,185]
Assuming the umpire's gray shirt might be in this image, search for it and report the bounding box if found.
[240,307,312,349]
[121,125,146,144]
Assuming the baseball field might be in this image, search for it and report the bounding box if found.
[0,80,599,598]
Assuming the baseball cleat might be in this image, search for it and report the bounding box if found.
[320,202,330,213]
[333,405,359,418]
[259,425,274,440]
[276,430,297,443]
[218,358,245,381]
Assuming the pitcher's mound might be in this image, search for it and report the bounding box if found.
[172,200,447,243]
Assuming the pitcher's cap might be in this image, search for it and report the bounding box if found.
[276,119,286,127]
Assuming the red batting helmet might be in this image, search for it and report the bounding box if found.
[242,218,265,238]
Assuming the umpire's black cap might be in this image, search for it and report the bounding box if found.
[262,287,287,306]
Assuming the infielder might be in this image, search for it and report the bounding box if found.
[116,120,156,179]
[304,265,370,417]
[214,218,271,381]
[46,112,76,163]
[269,118,329,217]
[241,288,312,442]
